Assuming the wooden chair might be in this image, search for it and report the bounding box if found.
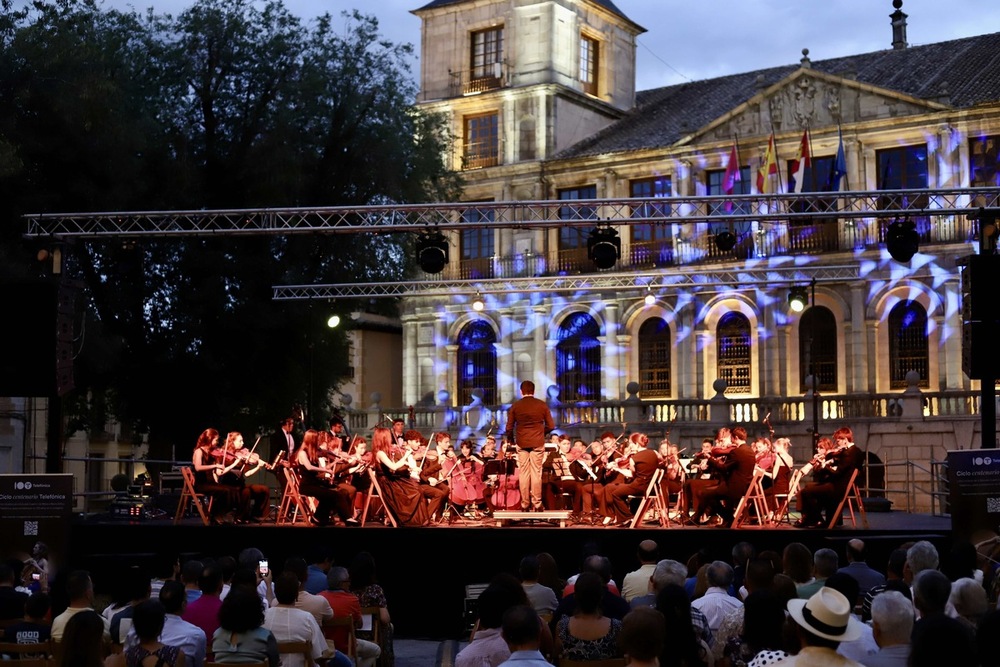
[771,467,806,526]
[359,606,382,650]
[628,468,669,528]
[828,468,869,529]
[731,468,769,528]
[325,615,357,663]
[0,640,52,664]
[360,469,398,528]
[276,639,315,666]
[276,467,313,525]
[559,658,626,667]
[173,466,212,526]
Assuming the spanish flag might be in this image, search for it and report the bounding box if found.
[756,133,778,194]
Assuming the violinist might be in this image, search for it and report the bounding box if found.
[191,428,240,524]
[410,431,449,522]
[543,437,581,513]
[603,432,660,526]
[682,430,730,521]
[295,429,347,526]
[761,437,794,512]
[220,431,272,523]
[585,436,619,518]
[796,426,865,528]
[450,439,487,515]
[567,441,599,520]
[371,425,430,526]
[657,440,685,498]
[328,415,351,452]
[390,418,407,449]
[318,432,360,525]
[693,430,756,527]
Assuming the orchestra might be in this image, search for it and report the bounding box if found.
[185,414,865,530]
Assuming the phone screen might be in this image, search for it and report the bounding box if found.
[258,559,268,575]
[31,573,41,581]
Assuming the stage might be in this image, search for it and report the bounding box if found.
[64,507,952,640]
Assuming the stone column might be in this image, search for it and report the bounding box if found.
[402,316,419,406]
[759,287,779,397]
[533,305,549,386]
[434,313,448,395]
[940,277,964,389]
[850,282,872,393]
[602,302,620,400]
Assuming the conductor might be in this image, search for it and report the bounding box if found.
[506,380,555,512]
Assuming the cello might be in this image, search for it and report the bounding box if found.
[445,442,486,507]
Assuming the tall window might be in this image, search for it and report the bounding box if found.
[717,312,751,394]
[970,135,1000,209]
[707,167,753,258]
[786,154,839,250]
[630,177,673,265]
[707,167,752,213]
[457,320,497,405]
[460,204,495,279]
[464,112,499,170]
[798,306,838,392]
[556,313,601,401]
[638,318,671,397]
[471,27,503,80]
[877,144,930,240]
[888,300,929,389]
[580,35,599,96]
[558,185,598,259]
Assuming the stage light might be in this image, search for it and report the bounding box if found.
[885,219,919,263]
[472,293,485,312]
[587,227,621,269]
[788,286,809,313]
[715,230,737,252]
[416,231,449,273]
[327,315,341,328]
[643,286,655,306]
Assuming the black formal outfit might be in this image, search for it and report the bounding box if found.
[695,443,756,525]
[798,444,866,525]
[604,448,660,523]
[417,456,450,520]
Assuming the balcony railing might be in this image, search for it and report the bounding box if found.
[450,65,507,98]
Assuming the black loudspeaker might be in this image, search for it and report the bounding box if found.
[962,255,1000,380]
[0,282,74,397]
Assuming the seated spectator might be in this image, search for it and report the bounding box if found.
[552,555,630,624]
[949,577,987,631]
[797,548,839,599]
[263,572,341,667]
[535,553,565,601]
[553,571,622,662]
[655,584,712,667]
[721,590,787,667]
[779,587,864,666]
[837,539,886,605]
[498,605,547,667]
[149,581,207,667]
[349,552,394,667]
[58,610,108,667]
[109,567,152,647]
[631,559,714,649]
[211,587,278,667]
[619,606,666,667]
[456,586,518,667]
[859,590,913,667]
[977,609,1000,667]
[51,570,110,642]
[823,572,878,662]
[3,591,52,646]
[861,548,908,622]
[182,563,223,646]
[317,567,380,667]
[0,562,30,621]
[691,561,742,635]
[519,555,558,616]
[109,599,185,667]
[621,540,660,603]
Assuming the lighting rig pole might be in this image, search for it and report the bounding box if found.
[805,278,819,448]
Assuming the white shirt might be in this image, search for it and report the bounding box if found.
[158,613,207,667]
[263,606,328,667]
[691,587,743,633]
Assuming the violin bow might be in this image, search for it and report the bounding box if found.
[762,411,774,439]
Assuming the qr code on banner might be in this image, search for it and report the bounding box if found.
[24,520,38,536]
[987,498,1000,514]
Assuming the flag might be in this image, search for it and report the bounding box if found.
[722,141,741,212]
[828,126,847,192]
[756,133,778,194]
[789,129,811,193]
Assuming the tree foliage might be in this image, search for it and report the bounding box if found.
[0,0,460,460]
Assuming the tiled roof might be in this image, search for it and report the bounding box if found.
[555,32,1000,160]
[414,0,634,25]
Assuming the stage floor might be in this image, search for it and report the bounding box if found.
[65,507,952,640]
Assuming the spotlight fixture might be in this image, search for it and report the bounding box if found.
[472,293,485,312]
[643,286,656,306]
[788,286,809,313]
[416,231,449,274]
[714,230,737,252]
[885,218,919,263]
[587,227,621,270]
[327,315,341,328]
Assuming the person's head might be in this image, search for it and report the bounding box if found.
[198,563,223,596]
[237,547,266,571]
[404,430,424,449]
[59,610,105,667]
[371,426,392,454]
[283,556,308,587]
[773,437,791,454]
[501,604,540,650]
[715,427,732,446]
[700,439,713,453]
[434,431,452,450]
[481,438,496,456]
[629,432,649,450]
[349,551,378,589]
[650,559,687,592]
[886,547,908,580]
[536,552,562,589]
[912,568,951,617]
[845,538,866,564]
[705,560,734,590]
[741,590,786,652]
[391,418,404,433]
[273,572,300,605]
[816,436,834,453]
[905,540,940,583]
[870,590,914,648]
[732,541,755,567]
[752,437,771,455]
[25,592,50,620]
[518,555,540,582]
[479,578,529,630]
[573,571,605,615]
[224,431,244,451]
[65,570,94,605]
[782,542,813,584]
[196,428,219,450]
[942,541,979,582]
[329,416,345,433]
[300,429,320,457]
[948,577,987,623]
[158,580,186,615]
[217,555,236,584]
[131,599,167,643]
[600,432,616,448]
[744,558,775,593]
[218,586,265,632]
[327,566,350,591]
[787,587,862,649]
[823,572,860,611]
[813,548,839,578]
[461,440,474,456]
[731,426,747,443]
[833,426,854,446]
[519,380,535,397]
[582,554,613,584]
[637,540,659,564]
[181,559,203,587]
[122,565,150,603]
[281,418,294,433]
[619,606,666,662]
[771,574,798,607]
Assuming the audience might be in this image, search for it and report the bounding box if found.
[153,580,207,667]
[859,590,912,667]
[51,571,110,642]
[691,561,742,635]
[619,606,666,667]
[318,566,381,667]
[263,572,340,667]
[518,555,558,617]
[778,587,864,666]
[109,599,185,667]
[621,540,660,602]
[349,551,394,667]
[497,605,548,667]
[58,610,108,667]
[553,571,622,662]
[656,584,711,667]
[211,586,278,667]
[3,591,51,645]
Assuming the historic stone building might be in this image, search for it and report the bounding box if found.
[402,0,1000,425]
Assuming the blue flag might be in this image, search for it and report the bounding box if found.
[828,127,847,191]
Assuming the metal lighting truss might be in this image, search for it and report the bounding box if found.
[22,188,1000,299]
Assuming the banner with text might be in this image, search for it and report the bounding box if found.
[0,474,73,589]
[947,449,1000,541]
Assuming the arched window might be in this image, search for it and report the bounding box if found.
[638,318,671,397]
[717,312,751,394]
[556,313,601,401]
[888,300,929,389]
[799,306,838,392]
[457,320,497,405]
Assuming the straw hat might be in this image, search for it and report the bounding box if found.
[787,587,863,642]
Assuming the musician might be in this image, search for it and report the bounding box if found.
[506,380,555,512]
[328,415,351,452]
[371,426,430,526]
[682,430,730,521]
[587,436,620,519]
[657,440,685,498]
[220,431,271,523]
[409,430,449,521]
[319,432,360,525]
[294,429,344,526]
[693,432,755,527]
[191,427,240,524]
[602,433,659,526]
[449,440,487,515]
[761,437,794,511]
[796,426,865,528]
[543,438,581,513]
[479,436,498,461]
[567,442,600,520]
[269,417,297,496]
[389,418,407,449]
